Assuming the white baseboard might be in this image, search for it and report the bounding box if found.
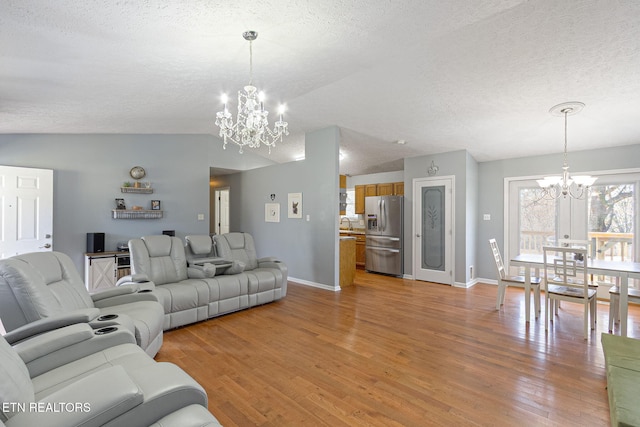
[288,276,339,292]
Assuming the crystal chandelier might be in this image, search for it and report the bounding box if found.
[536,102,596,199]
[215,31,288,154]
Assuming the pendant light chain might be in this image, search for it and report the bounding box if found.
[248,39,253,86]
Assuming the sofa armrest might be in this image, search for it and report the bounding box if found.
[14,323,94,363]
[258,259,285,269]
[91,283,159,308]
[5,365,143,427]
[3,308,101,344]
[115,273,150,286]
[12,323,137,377]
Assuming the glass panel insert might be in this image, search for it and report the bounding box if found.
[422,185,445,271]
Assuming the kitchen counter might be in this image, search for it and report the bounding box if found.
[339,231,366,269]
[339,236,356,288]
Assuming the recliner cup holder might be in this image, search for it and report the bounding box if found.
[97,314,119,321]
[95,326,118,335]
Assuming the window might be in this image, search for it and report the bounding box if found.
[507,171,640,283]
[344,189,357,218]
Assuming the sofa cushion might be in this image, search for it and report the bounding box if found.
[186,235,214,255]
[224,260,245,275]
[214,233,258,270]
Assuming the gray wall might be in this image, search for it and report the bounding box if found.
[476,143,640,280]
[0,133,274,274]
[208,127,341,288]
[404,150,477,285]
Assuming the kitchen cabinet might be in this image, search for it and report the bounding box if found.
[393,181,404,195]
[377,183,393,196]
[340,232,366,269]
[365,184,378,197]
[354,234,366,269]
[339,237,356,288]
[355,185,365,214]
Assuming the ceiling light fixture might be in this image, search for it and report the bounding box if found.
[215,31,289,154]
[536,102,596,199]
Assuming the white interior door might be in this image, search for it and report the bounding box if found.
[0,166,53,258]
[413,176,454,284]
[214,188,230,235]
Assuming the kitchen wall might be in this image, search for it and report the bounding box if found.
[403,150,478,286]
[203,127,342,289]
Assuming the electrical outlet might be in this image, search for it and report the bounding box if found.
[483,214,491,221]
[197,214,204,221]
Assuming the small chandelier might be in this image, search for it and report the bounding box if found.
[215,31,289,153]
[536,102,596,199]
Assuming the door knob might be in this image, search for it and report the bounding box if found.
[416,234,421,237]
[40,243,52,249]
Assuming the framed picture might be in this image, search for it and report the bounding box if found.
[288,192,302,219]
[265,203,280,223]
[151,200,161,210]
[115,198,126,210]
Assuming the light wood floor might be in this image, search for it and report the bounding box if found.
[156,271,639,426]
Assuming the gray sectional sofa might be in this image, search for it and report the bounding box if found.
[126,232,287,330]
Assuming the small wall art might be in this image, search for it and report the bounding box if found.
[288,192,302,219]
[115,198,126,210]
[151,200,161,210]
[265,203,280,223]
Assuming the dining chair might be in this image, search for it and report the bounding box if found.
[489,239,541,315]
[543,246,597,339]
[608,285,640,333]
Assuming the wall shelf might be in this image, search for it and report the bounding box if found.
[121,187,153,194]
[112,209,163,219]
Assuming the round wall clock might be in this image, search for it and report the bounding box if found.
[129,166,146,180]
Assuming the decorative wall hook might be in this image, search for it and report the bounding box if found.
[427,160,439,176]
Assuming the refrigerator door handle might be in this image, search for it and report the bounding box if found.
[381,199,386,232]
[377,199,382,232]
[369,247,400,253]
[368,236,400,242]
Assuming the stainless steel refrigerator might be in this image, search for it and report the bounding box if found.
[365,195,403,276]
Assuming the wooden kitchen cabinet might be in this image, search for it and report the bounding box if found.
[365,184,378,197]
[354,234,366,268]
[377,183,393,196]
[393,181,404,195]
[355,185,365,214]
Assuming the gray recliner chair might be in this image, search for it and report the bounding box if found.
[0,251,164,357]
[0,322,220,427]
[214,232,288,305]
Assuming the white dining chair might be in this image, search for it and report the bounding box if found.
[489,239,541,316]
[543,246,597,340]
[608,285,640,333]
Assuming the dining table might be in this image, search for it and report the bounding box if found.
[510,253,640,336]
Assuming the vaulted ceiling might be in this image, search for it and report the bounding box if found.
[2,1,640,175]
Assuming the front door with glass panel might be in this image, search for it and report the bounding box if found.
[413,177,454,284]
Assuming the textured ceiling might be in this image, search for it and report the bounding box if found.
[2,1,640,175]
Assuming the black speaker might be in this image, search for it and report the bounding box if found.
[162,230,175,237]
[87,232,105,253]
